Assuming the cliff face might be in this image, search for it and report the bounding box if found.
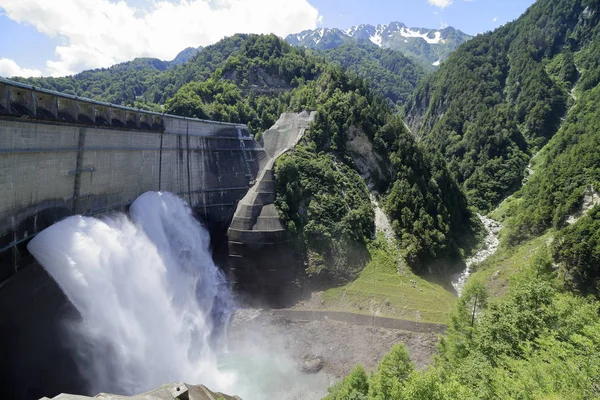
[346,125,391,189]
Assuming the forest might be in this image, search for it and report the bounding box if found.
[405,0,598,212]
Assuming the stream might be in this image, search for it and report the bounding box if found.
[452,214,502,296]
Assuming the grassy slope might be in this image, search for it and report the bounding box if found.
[314,201,554,325]
[319,234,457,325]
[468,232,553,298]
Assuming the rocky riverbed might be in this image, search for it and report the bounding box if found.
[452,214,502,296]
[227,308,439,399]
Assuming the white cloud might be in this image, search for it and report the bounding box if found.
[492,16,498,22]
[0,58,42,78]
[0,0,322,77]
[428,0,453,8]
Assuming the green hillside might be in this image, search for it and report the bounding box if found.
[405,0,599,212]
[162,34,480,279]
[321,42,426,108]
[327,0,600,398]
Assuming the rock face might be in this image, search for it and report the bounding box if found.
[567,184,600,225]
[227,112,316,303]
[41,383,241,400]
[346,126,390,188]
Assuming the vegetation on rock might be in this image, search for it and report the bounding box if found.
[553,205,600,297]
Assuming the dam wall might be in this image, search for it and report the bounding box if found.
[0,78,263,285]
[0,78,264,399]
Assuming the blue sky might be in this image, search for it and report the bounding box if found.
[0,0,535,78]
[314,0,536,34]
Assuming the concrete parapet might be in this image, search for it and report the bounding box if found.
[139,113,152,130]
[94,104,111,125]
[77,102,95,124]
[0,78,252,135]
[58,97,79,122]
[36,92,58,120]
[9,85,35,116]
[110,108,125,127]
[0,82,9,114]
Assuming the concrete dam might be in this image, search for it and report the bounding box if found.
[0,78,306,399]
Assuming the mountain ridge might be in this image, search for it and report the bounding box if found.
[285,21,472,69]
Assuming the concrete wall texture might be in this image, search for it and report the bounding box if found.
[0,77,269,286]
[227,112,316,299]
[0,118,262,282]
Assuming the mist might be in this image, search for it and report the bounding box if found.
[27,191,327,399]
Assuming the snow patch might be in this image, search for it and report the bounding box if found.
[313,28,326,45]
[369,24,389,47]
[344,26,357,37]
[399,28,443,44]
[296,31,310,42]
[370,33,382,46]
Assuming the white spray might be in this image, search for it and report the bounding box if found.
[27,192,236,396]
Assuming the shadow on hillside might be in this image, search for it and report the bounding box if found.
[415,257,467,297]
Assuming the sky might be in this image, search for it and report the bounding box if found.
[0,0,536,78]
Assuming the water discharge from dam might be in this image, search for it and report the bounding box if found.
[27,192,238,396]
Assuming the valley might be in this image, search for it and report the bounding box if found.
[2,0,600,398]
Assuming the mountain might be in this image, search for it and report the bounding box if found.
[169,46,203,66]
[160,34,480,274]
[285,22,472,69]
[329,2,600,396]
[16,38,243,106]
[15,33,480,274]
[14,57,171,105]
[405,0,600,216]
[321,41,426,108]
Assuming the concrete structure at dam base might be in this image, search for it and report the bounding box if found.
[228,112,316,301]
[0,78,310,400]
[42,382,241,400]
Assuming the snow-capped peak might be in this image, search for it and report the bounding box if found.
[285,21,472,68]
